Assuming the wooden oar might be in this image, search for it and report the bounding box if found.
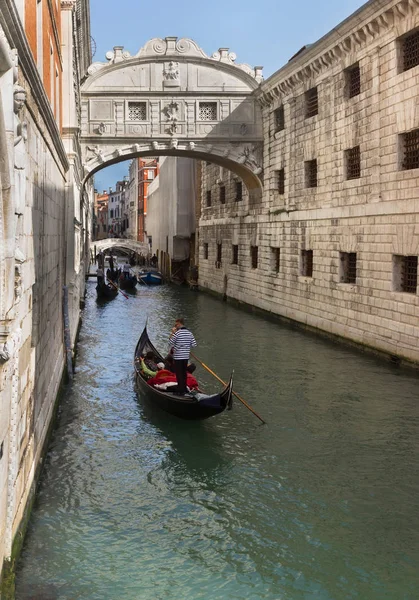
[191,352,266,424]
[106,277,129,299]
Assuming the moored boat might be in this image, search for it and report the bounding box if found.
[134,327,233,420]
[138,269,163,285]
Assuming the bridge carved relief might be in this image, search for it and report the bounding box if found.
[81,37,264,193]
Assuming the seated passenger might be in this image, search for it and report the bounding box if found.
[147,363,199,391]
[144,351,158,372]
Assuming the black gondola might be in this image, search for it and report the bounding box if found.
[119,273,138,290]
[134,327,233,420]
[96,281,118,300]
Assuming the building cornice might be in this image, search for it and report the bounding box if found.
[0,0,69,170]
[258,0,419,108]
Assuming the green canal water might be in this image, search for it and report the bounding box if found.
[15,282,419,599]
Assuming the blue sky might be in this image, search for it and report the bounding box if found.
[91,0,366,191]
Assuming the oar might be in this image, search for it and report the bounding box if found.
[191,352,266,424]
[106,277,129,299]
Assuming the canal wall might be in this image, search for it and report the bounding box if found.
[0,1,92,589]
[198,0,419,365]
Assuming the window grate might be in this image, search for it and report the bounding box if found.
[402,129,419,170]
[216,244,222,267]
[251,246,258,269]
[206,190,212,207]
[401,256,418,293]
[305,87,318,118]
[274,106,284,132]
[235,181,243,201]
[305,159,318,188]
[219,185,226,204]
[203,243,208,260]
[128,102,146,121]
[347,64,361,98]
[232,245,238,265]
[402,30,419,72]
[301,250,313,277]
[277,169,285,194]
[271,247,280,273]
[346,146,361,180]
[199,102,217,121]
[340,252,357,283]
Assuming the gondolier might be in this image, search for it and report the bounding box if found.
[169,318,197,394]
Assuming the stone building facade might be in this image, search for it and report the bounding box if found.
[0,0,92,584]
[198,0,419,364]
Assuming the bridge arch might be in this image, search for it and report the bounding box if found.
[81,37,264,197]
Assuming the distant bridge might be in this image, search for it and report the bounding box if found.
[93,238,149,255]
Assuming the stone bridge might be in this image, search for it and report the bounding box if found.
[94,238,149,255]
[81,37,264,199]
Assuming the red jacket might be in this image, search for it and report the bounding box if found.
[148,372,199,390]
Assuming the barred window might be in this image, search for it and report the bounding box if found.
[305,159,318,188]
[271,247,280,273]
[301,250,313,277]
[305,87,318,118]
[219,185,226,204]
[199,102,217,121]
[206,190,212,207]
[274,106,285,132]
[203,243,208,260]
[235,181,243,201]
[400,29,419,72]
[216,244,222,267]
[401,129,419,170]
[251,246,258,269]
[346,63,361,98]
[232,244,239,265]
[128,102,146,121]
[345,146,361,180]
[394,255,418,293]
[276,168,285,194]
[340,252,357,284]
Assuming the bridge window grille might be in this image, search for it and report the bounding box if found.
[251,246,258,269]
[305,159,318,188]
[301,250,313,277]
[219,185,226,204]
[305,87,318,118]
[274,106,284,132]
[340,252,357,284]
[401,129,419,170]
[401,29,419,72]
[346,63,361,98]
[199,102,217,121]
[235,181,243,201]
[232,245,238,265]
[203,243,209,260]
[394,255,418,293]
[128,102,147,121]
[345,146,361,179]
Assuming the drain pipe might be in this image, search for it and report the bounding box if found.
[62,285,73,381]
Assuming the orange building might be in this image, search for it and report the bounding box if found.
[138,158,159,242]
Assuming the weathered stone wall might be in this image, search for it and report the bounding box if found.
[198,0,419,364]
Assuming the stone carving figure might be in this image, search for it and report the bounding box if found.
[163,61,180,86]
[13,85,27,216]
[163,102,179,136]
[238,145,263,174]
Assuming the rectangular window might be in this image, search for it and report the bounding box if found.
[271,247,280,273]
[199,102,217,121]
[401,129,419,170]
[305,87,318,118]
[203,243,209,260]
[216,243,222,268]
[393,255,418,293]
[274,106,284,132]
[305,159,318,188]
[276,168,285,194]
[110,210,114,218]
[235,181,243,201]
[400,29,419,72]
[301,250,313,277]
[340,252,357,284]
[345,146,361,180]
[206,190,212,207]
[128,102,147,121]
[251,246,258,269]
[219,185,226,204]
[346,63,361,98]
[232,244,238,265]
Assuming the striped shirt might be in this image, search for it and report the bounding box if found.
[169,327,197,360]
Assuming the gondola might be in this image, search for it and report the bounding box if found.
[119,273,137,290]
[138,268,163,285]
[134,327,233,420]
[96,281,118,300]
